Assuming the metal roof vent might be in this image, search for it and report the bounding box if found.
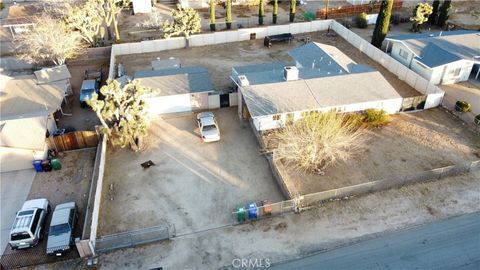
[284,66,299,81]
[238,75,250,87]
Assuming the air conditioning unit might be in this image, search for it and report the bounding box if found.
[238,75,250,87]
[284,66,299,81]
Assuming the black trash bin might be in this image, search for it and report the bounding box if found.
[41,160,52,172]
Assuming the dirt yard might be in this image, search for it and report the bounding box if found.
[271,108,480,195]
[117,30,421,97]
[98,107,283,236]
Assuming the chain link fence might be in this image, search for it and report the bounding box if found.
[0,248,79,269]
[95,224,175,253]
[232,160,480,223]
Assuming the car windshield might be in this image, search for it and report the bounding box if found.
[202,124,217,132]
[81,88,94,94]
[49,223,70,236]
[11,232,30,241]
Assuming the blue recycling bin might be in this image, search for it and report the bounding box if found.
[246,202,258,219]
[33,160,43,172]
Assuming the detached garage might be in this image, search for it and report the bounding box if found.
[134,66,215,115]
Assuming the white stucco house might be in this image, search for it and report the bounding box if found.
[134,66,215,114]
[385,30,480,85]
[0,74,66,172]
[232,42,403,131]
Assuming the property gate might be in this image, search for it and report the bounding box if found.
[400,95,427,112]
[47,131,99,152]
[95,224,174,253]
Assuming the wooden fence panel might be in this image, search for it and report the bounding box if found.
[47,131,99,152]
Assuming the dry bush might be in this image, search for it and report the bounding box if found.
[364,109,391,127]
[269,111,367,174]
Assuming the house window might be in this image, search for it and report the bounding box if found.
[449,67,461,77]
[272,115,281,121]
[399,48,409,60]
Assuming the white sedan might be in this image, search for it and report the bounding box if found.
[197,112,220,142]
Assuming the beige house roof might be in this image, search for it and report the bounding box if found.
[34,65,71,84]
[0,116,48,150]
[0,75,65,121]
[242,71,402,117]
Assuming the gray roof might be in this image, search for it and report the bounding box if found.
[151,58,181,70]
[386,30,480,68]
[0,74,65,120]
[232,42,375,85]
[134,66,214,96]
[242,71,402,117]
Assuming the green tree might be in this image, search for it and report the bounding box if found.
[87,80,153,152]
[258,0,264,25]
[289,0,296,22]
[64,0,103,46]
[162,4,201,47]
[272,0,278,24]
[226,0,232,29]
[371,0,393,48]
[410,3,433,33]
[437,0,452,28]
[210,0,216,31]
[429,0,440,25]
[14,16,85,65]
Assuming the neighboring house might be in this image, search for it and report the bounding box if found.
[232,42,403,131]
[134,66,215,114]
[0,74,66,172]
[385,30,480,85]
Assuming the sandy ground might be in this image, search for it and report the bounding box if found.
[98,107,284,236]
[117,30,421,97]
[272,108,480,195]
[441,80,480,116]
[1,149,96,267]
[41,170,480,270]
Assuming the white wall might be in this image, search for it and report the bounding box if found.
[146,94,192,114]
[390,42,414,68]
[0,145,47,172]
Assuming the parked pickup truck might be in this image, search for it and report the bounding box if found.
[9,199,50,250]
[46,202,77,256]
[80,68,102,108]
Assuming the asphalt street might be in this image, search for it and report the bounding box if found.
[272,212,480,270]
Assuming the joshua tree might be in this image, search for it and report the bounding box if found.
[14,16,85,65]
[371,0,393,48]
[289,0,296,22]
[429,0,440,25]
[210,0,216,31]
[95,0,130,42]
[410,2,433,33]
[272,0,278,24]
[87,80,154,152]
[226,0,232,29]
[437,0,452,28]
[258,0,265,25]
[162,4,201,48]
[64,0,103,46]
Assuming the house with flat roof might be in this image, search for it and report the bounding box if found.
[385,30,480,85]
[0,74,65,172]
[231,42,403,131]
[134,66,215,114]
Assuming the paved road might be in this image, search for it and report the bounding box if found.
[272,213,480,270]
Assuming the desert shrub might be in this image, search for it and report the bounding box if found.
[475,115,480,126]
[345,112,366,128]
[455,101,471,112]
[269,111,366,174]
[357,12,368,28]
[0,3,4,10]
[364,109,391,127]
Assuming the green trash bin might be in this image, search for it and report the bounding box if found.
[51,159,62,170]
[236,206,246,222]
